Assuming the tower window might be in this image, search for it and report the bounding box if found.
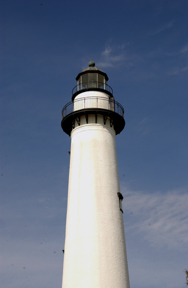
[117,192,124,213]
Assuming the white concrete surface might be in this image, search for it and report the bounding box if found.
[62,89,130,288]
[74,91,112,111]
[62,126,130,287]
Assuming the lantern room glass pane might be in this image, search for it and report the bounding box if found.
[82,74,88,88]
[98,74,105,88]
[88,73,97,88]
[78,72,106,91]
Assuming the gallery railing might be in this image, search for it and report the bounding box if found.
[62,96,124,119]
[72,81,113,96]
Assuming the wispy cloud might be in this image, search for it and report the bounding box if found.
[180,44,188,54]
[167,66,188,75]
[138,117,150,136]
[97,43,130,68]
[102,47,112,57]
[122,186,188,249]
[96,39,188,80]
[164,44,188,75]
[159,44,188,57]
[151,21,174,35]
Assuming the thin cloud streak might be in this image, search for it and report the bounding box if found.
[97,44,129,68]
[102,47,112,56]
[138,117,150,136]
[122,186,188,248]
[180,45,188,54]
[96,41,188,80]
[167,66,188,75]
[151,21,174,35]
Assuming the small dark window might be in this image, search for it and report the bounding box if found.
[117,192,124,213]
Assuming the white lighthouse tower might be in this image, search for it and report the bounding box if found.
[61,61,130,288]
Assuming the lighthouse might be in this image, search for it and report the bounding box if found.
[61,61,130,288]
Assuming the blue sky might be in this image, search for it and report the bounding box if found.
[1,0,188,287]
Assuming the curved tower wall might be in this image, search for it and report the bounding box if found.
[62,88,130,288]
[74,91,111,111]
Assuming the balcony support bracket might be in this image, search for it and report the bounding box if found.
[76,116,80,126]
[85,113,88,124]
[104,115,108,125]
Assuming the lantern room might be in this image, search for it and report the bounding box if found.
[72,60,113,100]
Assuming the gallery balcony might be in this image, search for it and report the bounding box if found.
[61,96,125,136]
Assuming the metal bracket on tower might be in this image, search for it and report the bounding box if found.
[117,192,124,213]
[72,120,75,130]
[85,113,88,124]
[117,192,123,200]
[95,113,97,123]
[104,115,108,125]
[110,118,114,127]
[76,116,80,126]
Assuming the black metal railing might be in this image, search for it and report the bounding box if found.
[72,81,113,96]
[62,96,124,119]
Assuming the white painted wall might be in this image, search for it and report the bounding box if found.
[62,120,130,288]
[73,91,112,111]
